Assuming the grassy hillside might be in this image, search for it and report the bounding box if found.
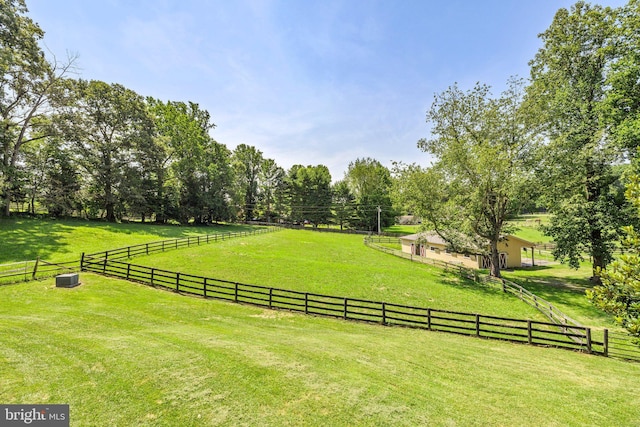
[0,217,255,264]
[135,229,544,320]
[1,274,639,426]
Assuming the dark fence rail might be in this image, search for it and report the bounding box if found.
[606,330,640,362]
[0,259,79,284]
[85,226,279,262]
[82,256,605,356]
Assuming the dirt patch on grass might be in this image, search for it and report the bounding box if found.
[250,309,295,320]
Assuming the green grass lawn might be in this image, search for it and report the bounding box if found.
[503,260,618,329]
[383,224,421,235]
[0,217,256,264]
[2,219,637,424]
[508,213,552,244]
[134,229,545,320]
[1,274,639,426]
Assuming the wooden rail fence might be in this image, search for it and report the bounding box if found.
[81,256,604,355]
[0,259,79,284]
[83,226,279,262]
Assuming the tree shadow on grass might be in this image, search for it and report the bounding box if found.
[0,218,73,263]
[502,267,614,326]
[0,217,260,264]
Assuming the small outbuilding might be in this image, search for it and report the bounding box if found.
[399,232,536,270]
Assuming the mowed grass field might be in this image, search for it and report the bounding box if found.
[2,274,640,426]
[1,218,639,425]
[135,229,544,320]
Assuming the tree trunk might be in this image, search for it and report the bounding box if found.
[105,202,116,222]
[590,226,606,281]
[586,160,608,280]
[2,192,9,217]
[489,239,501,278]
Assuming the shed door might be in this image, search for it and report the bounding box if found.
[499,253,507,269]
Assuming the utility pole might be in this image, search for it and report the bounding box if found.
[377,206,381,235]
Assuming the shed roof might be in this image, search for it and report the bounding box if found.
[399,232,447,245]
[400,232,536,249]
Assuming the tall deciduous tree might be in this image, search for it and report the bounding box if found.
[332,179,355,230]
[526,1,623,275]
[232,144,263,222]
[405,79,533,278]
[287,164,332,226]
[147,99,231,224]
[257,158,284,223]
[606,0,640,155]
[57,80,154,222]
[345,157,395,233]
[41,140,80,217]
[0,0,75,216]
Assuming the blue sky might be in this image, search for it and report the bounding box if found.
[27,0,627,180]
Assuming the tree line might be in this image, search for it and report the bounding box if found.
[0,0,396,231]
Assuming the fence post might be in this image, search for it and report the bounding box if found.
[475,314,480,336]
[234,283,239,302]
[427,308,431,330]
[128,246,130,258]
[305,293,309,314]
[162,241,165,252]
[343,298,348,320]
[176,273,180,292]
[151,268,155,286]
[146,243,149,255]
[382,302,387,325]
[30,257,39,280]
[586,328,592,354]
[203,278,208,298]
[80,253,85,272]
[269,288,273,308]
[126,264,131,280]
[603,329,609,357]
[102,257,107,273]
[502,279,506,292]
[527,320,532,345]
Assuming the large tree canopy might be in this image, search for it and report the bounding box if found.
[0,0,75,216]
[525,1,627,276]
[345,157,395,233]
[287,164,332,226]
[56,80,154,222]
[400,78,534,278]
